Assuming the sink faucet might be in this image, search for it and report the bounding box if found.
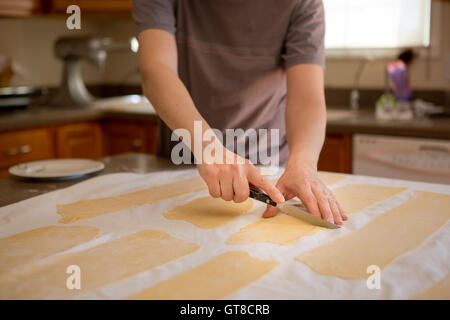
[350,58,370,110]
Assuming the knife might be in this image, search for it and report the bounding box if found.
[248,186,340,229]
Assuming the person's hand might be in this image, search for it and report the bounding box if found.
[263,160,347,225]
[197,147,285,204]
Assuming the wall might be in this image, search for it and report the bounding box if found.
[0,1,449,90]
[325,1,450,90]
[0,16,140,87]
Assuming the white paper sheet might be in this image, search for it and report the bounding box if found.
[0,169,449,300]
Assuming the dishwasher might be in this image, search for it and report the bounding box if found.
[353,134,450,185]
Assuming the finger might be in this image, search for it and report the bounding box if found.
[311,186,334,224]
[296,186,321,218]
[328,197,342,225]
[201,168,221,198]
[207,179,221,198]
[219,171,233,202]
[335,200,348,221]
[247,165,285,203]
[263,205,279,218]
[232,172,249,203]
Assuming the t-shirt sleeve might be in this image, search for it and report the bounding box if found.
[282,0,325,69]
[132,0,176,36]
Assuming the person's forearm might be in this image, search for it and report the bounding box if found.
[285,100,326,169]
[141,63,214,156]
[285,64,327,169]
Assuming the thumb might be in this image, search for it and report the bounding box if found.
[263,205,279,218]
[247,164,285,203]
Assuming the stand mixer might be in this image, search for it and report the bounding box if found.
[49,36,138,107]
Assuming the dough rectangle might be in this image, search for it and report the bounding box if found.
[411,275,450,300]
[127,251,279,300]
[227,184,407,245]
[0,230,200,299]
[227,213,323,245]
[296,191,450,279]
[0,226,100,274]
[332,184,407,215]
[57,177,207,223]
[163,197,253,229]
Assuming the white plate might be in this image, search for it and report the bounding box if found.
[9,159,105,180]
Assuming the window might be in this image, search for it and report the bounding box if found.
[323,0,431,50]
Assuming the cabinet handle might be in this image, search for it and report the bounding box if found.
[19,145,31,154]
[3,145,32,156]
[4,147,19,156]
[132,139,143,148]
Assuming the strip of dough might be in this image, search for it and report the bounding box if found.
[0,226,100,274]
[57,177,207,223]
[227,213,324,245]
[318,172,347,186]
[296,191,450,279]
[332,184,406,214]
[411,275,450,300]
[0,230,200,299]
[127,251,278,300]
[270,172,346,187]
[227,184,406,245]
[163,197,253,228]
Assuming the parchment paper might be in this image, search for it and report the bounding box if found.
[0,169,449,300]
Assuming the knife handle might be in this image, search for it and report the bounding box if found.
[249,186,277,207]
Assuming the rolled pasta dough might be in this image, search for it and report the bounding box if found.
[332,184,406,214]
[411,275,450,300]
[0,225,100,273]
[57,177,207,223]
[163,197,254,228]
[0,230,200,299]
[128,251,279,300]
[227,213,323,245]
[296,191,450,279]
[227,184,406,245]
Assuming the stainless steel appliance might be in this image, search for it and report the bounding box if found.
[50,36,138,107]
[353,134,450,185]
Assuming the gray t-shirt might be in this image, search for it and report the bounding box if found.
[133,0,325,166]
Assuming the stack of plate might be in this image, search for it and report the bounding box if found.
[0,86,43,110]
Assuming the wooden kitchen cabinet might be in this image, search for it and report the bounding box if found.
[318,133,353,174]
[102,120,158,156]
[56,122,103,159]
[48,0,132,13]
[0,128,54,176]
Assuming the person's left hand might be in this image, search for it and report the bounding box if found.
[263,161,348,225]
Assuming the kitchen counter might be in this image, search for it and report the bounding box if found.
[326,109,450,140]
[0,153,193,207]
[1,105,450,140]
[0,105,159,133]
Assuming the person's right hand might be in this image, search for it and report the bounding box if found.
[197,147,285,204]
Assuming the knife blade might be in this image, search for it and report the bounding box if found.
[248,186,340,229]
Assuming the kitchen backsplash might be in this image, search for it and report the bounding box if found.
[0,1,449,90]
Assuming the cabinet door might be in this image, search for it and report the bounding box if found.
[318,134,352,174]
[56,122,103,159]
[102,120,158,156]
[49,0,132,13]
[0,128,54,171]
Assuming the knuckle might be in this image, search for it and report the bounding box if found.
[206,167,218,180]
[209,188,220,198]
[230,163,241,172]
[222,195,233,201]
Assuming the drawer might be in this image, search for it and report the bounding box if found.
[56,122,103,159]
[0,128,55,169]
